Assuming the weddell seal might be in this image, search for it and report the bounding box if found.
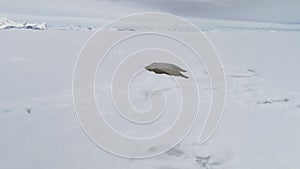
[145,62,189,78]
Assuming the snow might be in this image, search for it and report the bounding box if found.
[0,18,300,169]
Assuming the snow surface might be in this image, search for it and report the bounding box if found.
[0,19,300,169]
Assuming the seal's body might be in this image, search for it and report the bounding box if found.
[145,62,188,78]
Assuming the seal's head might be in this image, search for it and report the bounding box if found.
[145,63,157,72]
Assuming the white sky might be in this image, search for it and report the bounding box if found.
[122,0,300,23]
[0,0,299,23]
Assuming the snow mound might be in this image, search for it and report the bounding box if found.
[0,18,46,30]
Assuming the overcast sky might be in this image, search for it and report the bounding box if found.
[121,0,300,24]
[0,0,299,24]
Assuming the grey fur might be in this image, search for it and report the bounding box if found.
[145,62,188,78]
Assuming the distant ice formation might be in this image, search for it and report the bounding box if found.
[0,18,46,30]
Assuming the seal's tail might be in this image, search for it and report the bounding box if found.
[179,73,189,79]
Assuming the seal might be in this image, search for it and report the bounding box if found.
[145,62,189,78]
